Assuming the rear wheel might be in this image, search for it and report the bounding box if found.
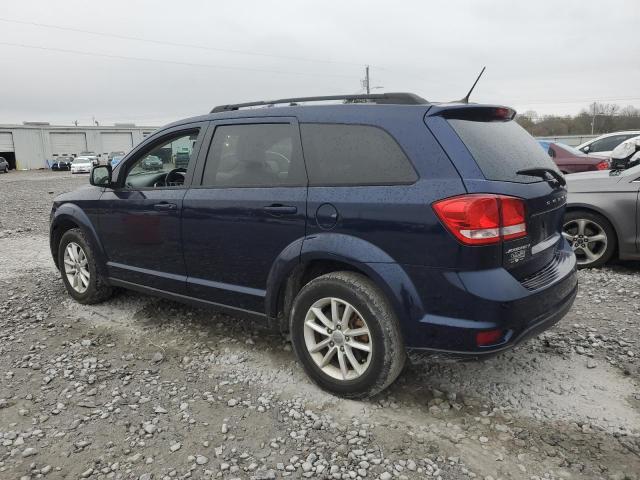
[563,210,616,268]
[290,271,405,398]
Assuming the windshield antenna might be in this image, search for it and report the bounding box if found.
[459,66,486,103]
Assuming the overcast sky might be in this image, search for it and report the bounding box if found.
[1,0,639,126]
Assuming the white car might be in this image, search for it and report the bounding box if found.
[610,135,640,169]
[577,130,640,158]
[71,157,94,174]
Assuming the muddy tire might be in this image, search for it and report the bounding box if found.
[290,271,405,399]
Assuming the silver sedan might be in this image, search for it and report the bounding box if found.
[564,165,640,268]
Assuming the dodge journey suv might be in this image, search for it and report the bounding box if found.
[50,93,578,398]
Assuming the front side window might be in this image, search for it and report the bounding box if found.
[300,124,417,186]
[124,130,199,188]
[201,123,306,187]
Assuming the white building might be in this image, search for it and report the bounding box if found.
[0,123,158,170]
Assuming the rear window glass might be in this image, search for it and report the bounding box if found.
[448,119,559,183]
[300,124,417,186]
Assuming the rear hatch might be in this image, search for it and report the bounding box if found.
[425,105,568,280]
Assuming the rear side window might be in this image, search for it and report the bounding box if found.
[300,124,417,186]
[449,119,558,183]
[201,124,306,187]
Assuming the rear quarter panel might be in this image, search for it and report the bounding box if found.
[297,106,469,269]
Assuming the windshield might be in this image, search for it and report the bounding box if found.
[448,119,559,183]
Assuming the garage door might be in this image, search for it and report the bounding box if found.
[0,132,14,151]
[50,132,87,155]
[101,132,133,154]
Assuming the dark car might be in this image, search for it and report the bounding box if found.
[50,93,577,398]
[174,150,191,169]
[141,155,163,170]
[538,141,609,174]
[51,157,72,171]
[0,156,9,173]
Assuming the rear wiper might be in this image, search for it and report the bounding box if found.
[516,168,566,186]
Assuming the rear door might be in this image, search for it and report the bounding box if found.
[182,117,307,313]
[426,106,568,279]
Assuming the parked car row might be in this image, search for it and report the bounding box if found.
[50,151,129,172]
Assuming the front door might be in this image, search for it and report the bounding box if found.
[97,124,206,293]
[182,118,307,313]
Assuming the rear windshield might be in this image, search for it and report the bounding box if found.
[448,119,559,183]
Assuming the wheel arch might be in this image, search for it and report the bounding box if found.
[564,204,621,258]
[265,233,423,336]
[50,204,107,272]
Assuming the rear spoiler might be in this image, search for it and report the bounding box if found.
[426,104,516,121]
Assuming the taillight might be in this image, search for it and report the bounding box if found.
[499,196,527,240]
[476,329,504,346]
[596,160,609,170]
[432,194,527,245]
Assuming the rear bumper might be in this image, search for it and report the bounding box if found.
[407,280,576,359]
[398,240,577,355]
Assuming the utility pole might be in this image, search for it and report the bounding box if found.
[591,102,597,135]
[364,65,370,94]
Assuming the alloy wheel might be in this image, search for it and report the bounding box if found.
[562,218,608,265]
[303,297,373,381]
[63,242,90,293]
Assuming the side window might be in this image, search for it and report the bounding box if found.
[201,123,306,187]
[547,146,555,158]
[589,135,627,153]
[300,124,417,186]
[124,130,199,188]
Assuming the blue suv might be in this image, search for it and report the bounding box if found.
[50,93,577,398]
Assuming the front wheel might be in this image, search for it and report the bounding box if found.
[290,271,405,399]
[563,210,616,268]
[58,228,113,304]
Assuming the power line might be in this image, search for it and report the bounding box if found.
[0,41,358,79]
[0,16,366,68]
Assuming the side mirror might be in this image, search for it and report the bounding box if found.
[582,145,590,153]
[90,165,112,187]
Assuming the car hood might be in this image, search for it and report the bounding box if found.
[565,170,622,192]
[53,184,100,204]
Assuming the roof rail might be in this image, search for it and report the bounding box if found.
[210,92,428,113]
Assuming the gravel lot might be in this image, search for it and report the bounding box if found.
[0,170,638,480]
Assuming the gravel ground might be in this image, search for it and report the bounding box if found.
[0,170,638,480]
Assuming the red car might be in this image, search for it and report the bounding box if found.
[539,141,609,174]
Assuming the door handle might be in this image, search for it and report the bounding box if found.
[263,204,297,215]
[153,202,177,211]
